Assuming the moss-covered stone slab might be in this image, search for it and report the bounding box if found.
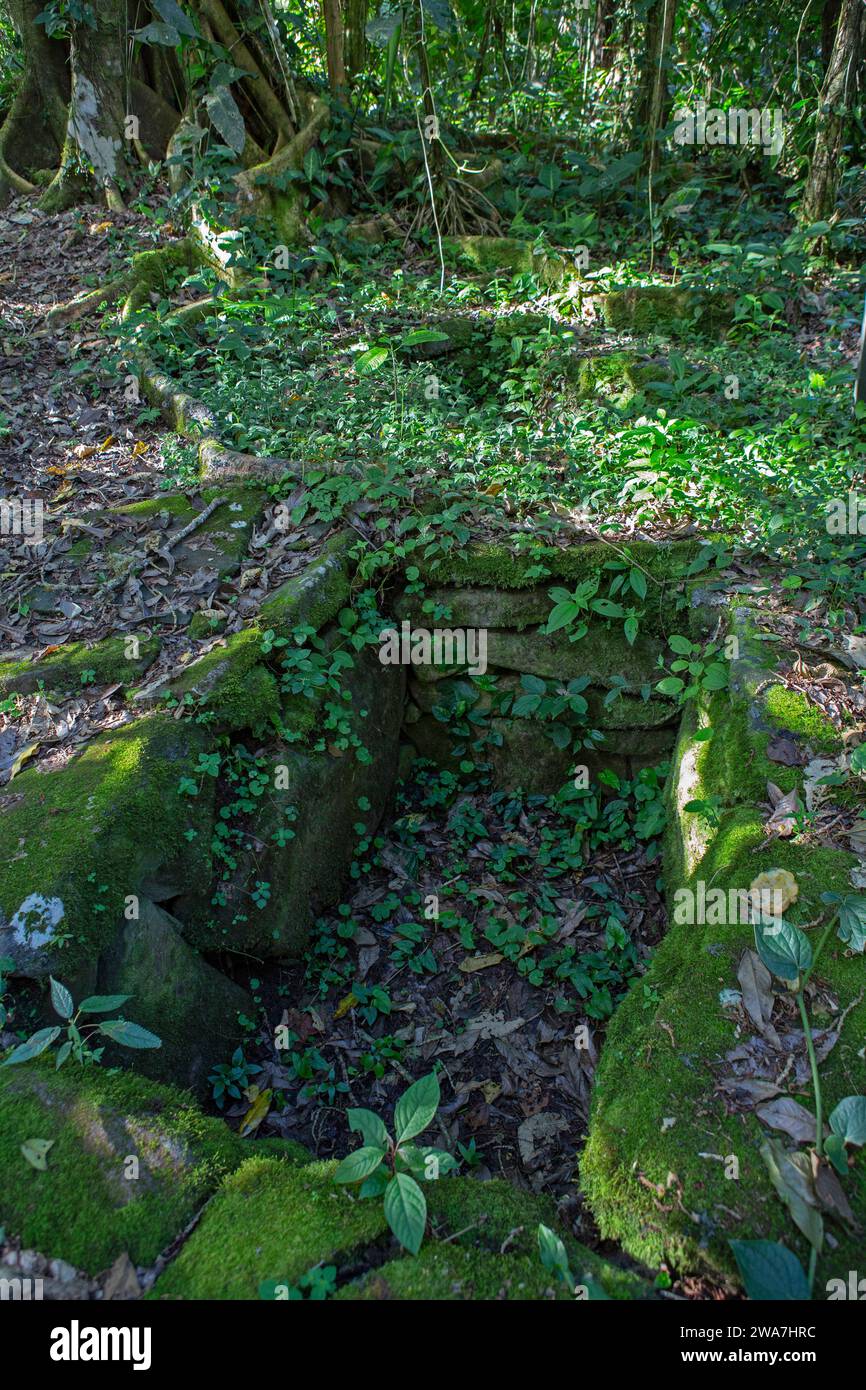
[582,608,865,1289]
[96,898,252,1095]
[259,532,354,637]
[179,648,405,958]
[0,634,160,697]
[0,716,214,979]
[0,1063,304,1275]
[568,349,673,402]
[143,627,282,734]
[150,1156,649,1300]
[443,235,572,289]
[599,284,733,338]
[413,540,700,633]
[395,585,552,632]
[107,485,267,582]
[484,626,665,688]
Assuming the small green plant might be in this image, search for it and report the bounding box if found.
[1,978,161,1068]
[0,955,15,1029]
[655,634,729,702]
[730,894,866,1299]
[537,1224,609,1299]
[259,1264,337,1301]
[208,1046,263,1108]
[333,1071,456,1254]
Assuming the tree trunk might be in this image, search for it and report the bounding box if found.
[323,0,347,98]
[0,0,69,196]
[802,0,864,223]
[40,0,129,211]
[821,0,842,70]
[633,0,677,172]
[591,0,615,70]
[343,0,367,83]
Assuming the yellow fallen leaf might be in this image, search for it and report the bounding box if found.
[481,1081,502,1103]
[89,220,113,234]
[334,991,357,1020]
[131,440,148,456]
[239,1088,272,1137]
[481,482,504,497]
[73,444,96,459]
[99,435,116,451]
[8,742,39,780]
[459,952,503,973]
[750,868,799,915]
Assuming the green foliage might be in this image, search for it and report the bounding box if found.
[208,1046,263,1109]
[333,1072,457,1254]
[730,897,866,1298]
[1,979,161,1069]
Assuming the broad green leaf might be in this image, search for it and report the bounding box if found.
[333,1146,387,1184]
[383,1172,427,1253]
[701,663,729,691]
[400,329,450,346]
[355,345,389,374]
[824,1133,849,1177]
[1,1027,60,1066]
[835,895,866,953]
[729,1240,810,1300]
[78,994,132,1013]
[828,1095,866,1147]
[132,20,180,45]
[204,85,245,154]
[656,676,685,696]
[668,634,693,655]
[99,1019,162,1049]
[358,1168,390,1199]
[753,915,812,982]
[55,1040,72,1070]
[394,1070,440,1143]
[153,0,198,37]
[49,976,73,1020]
[347,1107,389,1149]
[544,601,579,633]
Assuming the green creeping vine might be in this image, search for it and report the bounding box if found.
[731,894,866,1300]
[1,977,161,1069]
[332,1071,457,1254]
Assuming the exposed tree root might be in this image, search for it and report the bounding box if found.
[402,173,501,239]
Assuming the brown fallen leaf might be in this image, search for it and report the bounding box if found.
[811,1151,859,1228]
[459,951,504,972]
[766,733,805,766]
[756,1097,818,1143]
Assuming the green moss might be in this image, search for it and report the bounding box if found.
[0,716,214,974]
[443,236,569,287]
[413,540,700,636]
[151,1158,649,1300]
[150,1158,387,1299]
[163,628,280,734]
[188,611,227,640]
[0,634,160,697]
[763,685,841,749]
[600,285,732,337]
[0,1062,300,1274]
[584,640,864,1286]
[570,350,673,402]
[259,531,354,638]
